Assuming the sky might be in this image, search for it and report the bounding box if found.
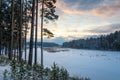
[32,0,120,45]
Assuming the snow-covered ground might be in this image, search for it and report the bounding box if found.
[0,64,10,80]
[24,48,120,80]
[1,48,120,80]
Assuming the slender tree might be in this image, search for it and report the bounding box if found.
[24,0,28,62]
[0,0,2,55]
[19,0,23,61]
[28,0,36,66]
[34,0,39,65]
[9,0,14,60]
[40,0,44,67]
[40,0,58,67]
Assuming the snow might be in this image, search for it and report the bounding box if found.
[1,48,120,80]
[33,48,120,80]
[0,65,10,80]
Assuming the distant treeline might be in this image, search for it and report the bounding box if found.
[62,31,120,51]
[26,42,60,47]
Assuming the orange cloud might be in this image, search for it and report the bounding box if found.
[62,9,88,15]
[55,0,88,15]
[52,28,95,40]
[55,0,120,17]
[92,1,120,17]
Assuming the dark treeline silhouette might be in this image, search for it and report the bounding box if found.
[62,31,120,51]
[40,42,60,47]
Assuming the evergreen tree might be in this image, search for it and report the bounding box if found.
[28,0,36,66]
[9,0,15,60]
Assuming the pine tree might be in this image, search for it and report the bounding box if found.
[28,0,36,66]
[34,0,39,65]
[9,0,15,60]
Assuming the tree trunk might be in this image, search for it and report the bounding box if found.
[9,0,14,60]
[0,0,2,55]
[34,0,38,65]
[24,0,28,62]
[17,34,19,61]
[41,0,44,67]
[28,0,36,66]
[0,27,1,55]
[25,29,27,62]
[19,0,23,61]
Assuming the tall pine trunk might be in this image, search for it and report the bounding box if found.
[0,26,1,55]
[34,0,38,65]
[24,0,28,62]
[0,0,2,55]
[28,0,36,66]
[9,0,14,60]
[41,0,44,67]
[19,0,23,61]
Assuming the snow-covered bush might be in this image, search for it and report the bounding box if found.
[2,61,70,80]
[1,59,90,80]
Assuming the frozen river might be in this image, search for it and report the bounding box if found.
[28,48,120,80]
[0,48,120,80]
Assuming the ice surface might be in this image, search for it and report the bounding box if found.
[1,48,120,80]
[23,48,120,80]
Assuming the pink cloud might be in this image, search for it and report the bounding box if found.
[55,0,88,15]
[92,1,120,17]
[55,0,120,17]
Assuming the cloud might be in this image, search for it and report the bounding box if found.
[46,23,120,40]
[57,24,120,40]
[92,1,120,17]
[54,30,94,40]
[55,0,120,17]
[84,24,120,34]
[55,0,88,15]
[61,0,104,10]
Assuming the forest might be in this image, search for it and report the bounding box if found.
[62,30,120,51]
[0,0,58,65]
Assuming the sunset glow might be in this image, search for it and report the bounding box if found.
[29,0,120,44]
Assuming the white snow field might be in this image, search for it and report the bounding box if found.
[0,64,10,80]
[24,48,120,80]
[0,48,120,80]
